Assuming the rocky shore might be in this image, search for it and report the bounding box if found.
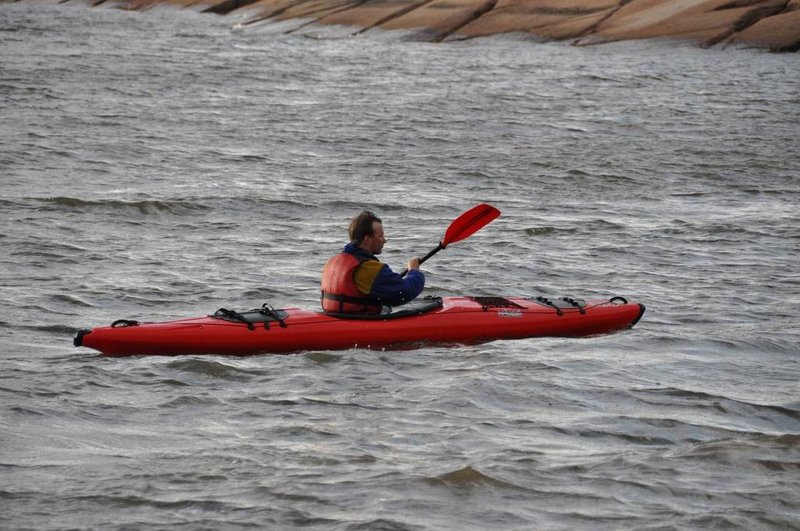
[87,0,800,51]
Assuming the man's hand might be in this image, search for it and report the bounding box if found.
[407,257,421,271]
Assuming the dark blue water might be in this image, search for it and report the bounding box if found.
[2,1,799,528]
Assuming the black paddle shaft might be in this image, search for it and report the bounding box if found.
[398,242,444,277]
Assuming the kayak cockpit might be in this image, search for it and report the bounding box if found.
[321,296,444,320]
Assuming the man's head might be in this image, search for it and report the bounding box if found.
[349,211,386,255]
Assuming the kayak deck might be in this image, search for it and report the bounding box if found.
[74,295,645,357]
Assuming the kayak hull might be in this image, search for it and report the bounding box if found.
[74,296,645,357]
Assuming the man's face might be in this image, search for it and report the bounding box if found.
[363,221,386,255]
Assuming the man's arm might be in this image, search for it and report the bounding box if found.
[369,264,425,306]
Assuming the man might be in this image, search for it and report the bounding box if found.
[321,211,425,314]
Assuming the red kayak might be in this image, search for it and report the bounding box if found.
[74,295,645,357]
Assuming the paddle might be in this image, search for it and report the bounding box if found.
[399,203,501,276]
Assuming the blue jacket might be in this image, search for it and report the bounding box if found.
[342,243,425,306]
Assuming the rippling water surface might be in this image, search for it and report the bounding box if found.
[2,2,799,528]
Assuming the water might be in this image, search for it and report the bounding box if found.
[2,1,799,528]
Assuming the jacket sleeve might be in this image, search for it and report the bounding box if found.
[369,265,425,306]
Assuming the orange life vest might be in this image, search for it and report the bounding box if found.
[321,253,383,314]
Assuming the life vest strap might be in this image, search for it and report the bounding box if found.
[321,291,382,313]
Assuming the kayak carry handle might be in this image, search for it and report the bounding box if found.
[111,319,140,327]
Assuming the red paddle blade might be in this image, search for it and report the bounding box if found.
[441,203,501,247]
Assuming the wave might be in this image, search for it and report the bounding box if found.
[49,294,94,308]
[65,493,233,511]
[7,405,50,417]
[670,432,800,470]
[165,358,260,380]
[15,323,80,335]
[632,387,800,421]
[524,226,557,236]
[157,395,227,408]
[33,196,212,215]
[304,351,344,364]
[644,335,800,355]
[425,465,524,490]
